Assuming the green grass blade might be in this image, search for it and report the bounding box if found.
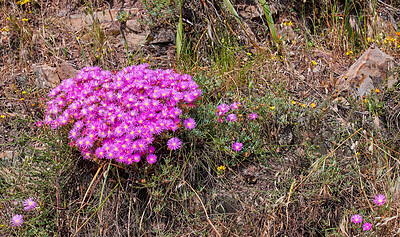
[258,0,278,43]
[176,0,184,60]
[223,0,240,19]
[176,13,183,60]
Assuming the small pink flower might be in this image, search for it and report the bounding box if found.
[167,137,181,150]
[248,113,257,120]
[184,118,196,130]
[147,154,157,164]
[363,222,372,231]
[374,194,386,206]
[351,214,362,224]
[23,197,38,211]
[226,114,237,122]
[232,142,243,151]
[230,102,241,110]
[11,214,23,227]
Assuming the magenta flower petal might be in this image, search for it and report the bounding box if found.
[184,118,196,130]
[230,102,241,110]
[374,194,386,206]
[226,114,237,122]
[147,154,157,164]
[167,137,181,150]
[232,142,243,151]
[363,222,372,231]
[248,113,258,120]
[11,214,23,227]
[351,214,362,224]
[23,197,38,211]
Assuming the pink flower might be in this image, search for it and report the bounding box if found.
[23,197,38,211]
[167,137,181,150]
[226,114,237,122]
[11,214,23,227]
[147,154,157,164]
[363,222,372,231]
[374,194,386,206]
[217,104,230,116]
[232,142,243,151]
[248,113,258,120]
[230,102,241,110]
[184,118,196,130]
[351,214,362,224]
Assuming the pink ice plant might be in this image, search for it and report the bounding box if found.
[23,197,38,211]
[363,222,372,231]
[11,214,23,227]
[232,142,243,151]
[226,114,237,122]
[351,214,362,224]
[374,194,386,206]
[184,118,196,130]
[43,65,201,164]
[248,113,258,120]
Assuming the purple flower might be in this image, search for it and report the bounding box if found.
[148,146,155,153]
[217,104,230,116]
[351,214,362,224]
[374,194,386,206]
[132,153,141,163]
[23,197,38,211]
[167,137,181,150]
[147,154,157,164]
[230,102,241,110]
[232,142,243,151]
[11,214,23,227]
[248,113,258,120]
[226,114,237,122]
[44,64,201,164]
[184,118,196,130]
[363,222,372,231]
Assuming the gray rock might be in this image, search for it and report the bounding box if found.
[33,64,60,88]
[337,43,397,97]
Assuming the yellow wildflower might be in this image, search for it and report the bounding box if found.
[217,166,226,174]
[269,106,275,110]
[310,103,316,108]
[17,0,30,5]
[346,51,353,56]
[311,60,317,66]
[22,91,27,94]
[20,98,25,101]
[22,18,29,21]
[375,88,380,93]
[288,21,293,26]
[291,100,296,105]
[0,115,5,119]
[6,17,11,21]
[301,104,306,108]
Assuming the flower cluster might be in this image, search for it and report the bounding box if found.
[10,197,38,227]
[43,64,201,164]
[215,102,257,152]
[350,194,387,232]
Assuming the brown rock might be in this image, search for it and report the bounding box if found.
[56,62,78,80]
[66,8,140,30]
[33,64,60,88]
[123,32,147,50]
[148,28,174,44]
[126,19,141,32]
[337,43,397,97]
